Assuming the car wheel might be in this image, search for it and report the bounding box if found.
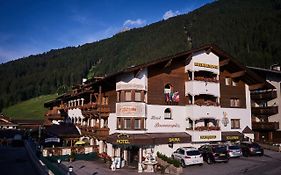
[199,163,203,166]
[206,157,212,164]
[181,159,186,168]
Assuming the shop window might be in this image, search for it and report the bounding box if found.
[164,108,172,119]
[135,91,141,102]
[225,77,231,86]
[230,98,240,107]
[134,118,141,129]
[124,118,131,129]
[125,91,132,101]
[231,119,240,129]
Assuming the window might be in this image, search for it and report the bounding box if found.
[225,77,231,86]
[135,91,141,102]
[164,108,172,119]
[134,119,141,129]
[117,92,120,102]
[124,118,131,129]
[125,91,132,101]
[117,118,122,129]
[231,119,240,129]
[232,81,238,86]
[230,98,240,107]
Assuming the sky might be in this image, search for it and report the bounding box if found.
[0,0,213,64]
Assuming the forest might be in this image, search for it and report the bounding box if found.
[0,0,280,111]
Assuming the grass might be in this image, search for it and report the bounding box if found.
[2,94,58,120]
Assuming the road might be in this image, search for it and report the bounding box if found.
[62,150,281,175]
[0,146,38,175]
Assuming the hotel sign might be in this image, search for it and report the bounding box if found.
[116,103,145,116]
[116,133,130,144]
[194,62,218,69]
[200,135,217,140]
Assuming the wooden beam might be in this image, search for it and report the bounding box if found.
[134,68,143,78]
[230,70,245,78]
[219,58,230,67]
[164,59,173,68]
[249,83,265,90]
[205,48,212,54]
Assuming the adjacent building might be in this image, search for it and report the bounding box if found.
[248,65,281,143]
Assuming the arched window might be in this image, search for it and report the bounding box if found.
[164,108,172,119]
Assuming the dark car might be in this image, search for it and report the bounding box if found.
[240,142,264,157]
[198,144,229,164]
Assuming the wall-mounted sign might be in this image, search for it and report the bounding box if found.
[169,137,180,143]
[154,122,180,128]
[116,133,130,144]
[45,137,60,143]
[222,112,229,127]
[226,136,239,140]
[116,103,145,116]
[194,62,218,69]
[200,135,216,140]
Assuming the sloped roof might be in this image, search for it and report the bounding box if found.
[45,122,80,138]
[242,126,254,134]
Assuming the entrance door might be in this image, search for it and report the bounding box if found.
[127,146,139,167]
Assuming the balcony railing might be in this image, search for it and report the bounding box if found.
[77,125,109,140]
[251,91,277,101]
[251,106,278,116]
[252,122,279,131]
[194,76,219,83]
[194,126,220,131]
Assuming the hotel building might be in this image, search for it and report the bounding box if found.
[44,44,270,171]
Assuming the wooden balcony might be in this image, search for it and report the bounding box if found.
[252,122,279,131]
[194,76,219,83]
[77,125,109,140]
[251,106,278,116]
[251,90,277,101]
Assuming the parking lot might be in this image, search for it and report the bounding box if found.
[185,150,281,175]
[62,149,281,175]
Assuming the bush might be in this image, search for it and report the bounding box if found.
[156,152,180,168]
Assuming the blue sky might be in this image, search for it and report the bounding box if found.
[0,0,213,63]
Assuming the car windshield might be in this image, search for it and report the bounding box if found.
[229,145,240,149]
[186,150,201,156]
[213,146,227,153]
[250,143,260,148]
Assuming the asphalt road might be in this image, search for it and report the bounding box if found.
[185,150,281,175]
[0,146,38,175]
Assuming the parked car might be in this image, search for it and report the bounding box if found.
[172,147,203,167]
[226,144,242,158]
[198,144,229,164]
[240,142,264,157]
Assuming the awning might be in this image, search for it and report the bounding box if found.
[148,132,191,144]
[106,132,191,147]
[221,131,243,141]
[106,133,154,146]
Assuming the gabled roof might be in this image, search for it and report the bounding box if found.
[45,44,271,107]
[45,122,80,138]
[242,126,254,134]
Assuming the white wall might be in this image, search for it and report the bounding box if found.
[146,105,187,133]
[185,81,220,97]
[116,68,147,91]
[186,105,221,121]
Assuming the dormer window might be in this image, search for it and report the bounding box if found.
[225,77,231,86]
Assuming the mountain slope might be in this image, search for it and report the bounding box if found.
[0,0,280,111]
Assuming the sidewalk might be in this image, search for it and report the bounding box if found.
[62,160,155,175]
